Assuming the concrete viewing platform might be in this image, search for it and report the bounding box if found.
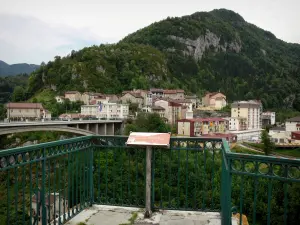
[66,205,238,225]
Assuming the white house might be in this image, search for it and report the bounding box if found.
[81,103,129,119]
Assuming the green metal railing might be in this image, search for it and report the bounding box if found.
[0,135,299,225]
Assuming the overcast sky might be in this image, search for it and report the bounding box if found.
[0,0,299,64]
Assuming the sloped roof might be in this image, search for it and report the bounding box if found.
[6,102,44,109]
[152,106,165,110]
[286,117,300,122]
[65,91,80,94]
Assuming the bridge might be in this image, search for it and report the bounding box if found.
[0,119,124,136]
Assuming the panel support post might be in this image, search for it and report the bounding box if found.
[144,146,152,218]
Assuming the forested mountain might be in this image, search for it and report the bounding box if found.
[27,9,300,110]
[0,60,39,76]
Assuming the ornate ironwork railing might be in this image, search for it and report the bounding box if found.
[0,135,299,225]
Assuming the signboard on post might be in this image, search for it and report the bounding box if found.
[126,132,171,218]
[126,132,171,147]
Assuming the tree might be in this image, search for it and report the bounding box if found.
[11,86,25,102]
[261,130,275,155]
[124,112,171,135]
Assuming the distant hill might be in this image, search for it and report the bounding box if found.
[27,9,300,111]
[0,60,39,76]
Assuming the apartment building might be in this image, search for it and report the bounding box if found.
[177,118,228,136]
[224,117,247,131]
[81,103,129,119]
[262,111,276,126]
[231,100,262,129]
[154,99,182,124]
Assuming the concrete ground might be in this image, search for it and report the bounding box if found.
[66,205,238,225]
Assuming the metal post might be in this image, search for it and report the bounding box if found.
[144,146,152,218]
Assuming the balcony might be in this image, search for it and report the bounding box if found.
[0,136,299,225]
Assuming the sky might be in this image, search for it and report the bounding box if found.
[0,0,299,64]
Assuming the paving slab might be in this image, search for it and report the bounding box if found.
[66,205,238,225]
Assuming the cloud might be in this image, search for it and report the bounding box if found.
[0,14,116,64]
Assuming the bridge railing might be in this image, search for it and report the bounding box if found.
[0,136,299,225]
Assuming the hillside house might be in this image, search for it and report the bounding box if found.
[163,89,185,99]
[202,92,226,109]
[121,92,144,108]
[64,91,81,102]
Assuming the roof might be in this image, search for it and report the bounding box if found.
[172,99,192,103]
[151,106,165,110]
[231,100,262,108]
[185,95,197,99]
[286,117,300,122]
[270,127,285,131]
[150,88,164,92]
[65,91,80,94]
[6,102,44,109]
[163,89,185,94]
[291,131,300,134]
[168,101,182,107]
[201,133,237,138]
[178,117,226,123]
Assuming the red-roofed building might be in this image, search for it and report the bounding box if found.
[6,102,51,121]
[177,118,229,136]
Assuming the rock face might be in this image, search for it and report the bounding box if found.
[168,30,242,60]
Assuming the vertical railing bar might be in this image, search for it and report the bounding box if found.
[72,152,75,214]
[128,149,131,205]
[62,156,66,223]
[252,162,258,225]
[105,148,108,203]
[79,151,82,211]
[121,147,123,205]
[168,149,172,208]
[113,148,116,204]
[151,149,155,208]
[176,148,181,208]
[185,149,189,209]
[160,150,163,208]
[53,159,56,225]
[48,159,51,225]
[29,162,32,225]
[212,147,215,209]
[67,151,71,218]
[283,165,288,225]
[97,150,101,203]
[239,175,244,225]
[14,167,18,224]
[73,152,80,214]
[193,149,198,209]
[89,146,94,206]
[202,146,207,210]
[267,178,272,225]
[7,170,10,225]
[135,148,138,206]
[22,164,25,225]
[58,157,61,225]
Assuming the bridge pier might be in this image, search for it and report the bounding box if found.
[98,123,107,135]
[90,124,98,134]
[107,123,114,135]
